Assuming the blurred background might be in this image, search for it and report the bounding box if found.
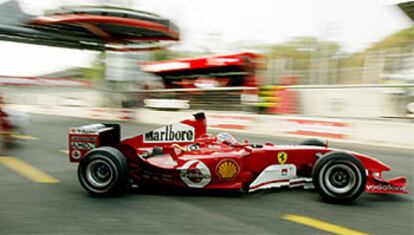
[0,2,412,234]
[0,0,413,129]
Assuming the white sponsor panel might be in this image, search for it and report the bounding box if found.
[366,184,407,191]
[144,123,195,143]
[178,160,211,188]
[249,164,297,192]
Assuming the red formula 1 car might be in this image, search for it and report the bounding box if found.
[68,113,408,203]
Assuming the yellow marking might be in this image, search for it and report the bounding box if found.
[283,214,368,235]
[277,152,288,164]
[0,157,59,183]
[260,85,282,90]
[59,150,69,154]
[259,90,278,97]
[10,133,39,140]
[254,103,279,108]
[261,96,280,103]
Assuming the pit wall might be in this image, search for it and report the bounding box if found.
[8,104,413,150]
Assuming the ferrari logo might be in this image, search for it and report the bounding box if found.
[277,152,288,164]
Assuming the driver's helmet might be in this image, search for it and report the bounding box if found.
[216,132,237,145]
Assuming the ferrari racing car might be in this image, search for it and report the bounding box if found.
[68,113,408,203]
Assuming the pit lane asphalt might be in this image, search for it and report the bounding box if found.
[0,114,412,235]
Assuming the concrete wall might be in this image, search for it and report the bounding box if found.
[3,86,413,119]
[1,87,103,107]
[298,88,408,118]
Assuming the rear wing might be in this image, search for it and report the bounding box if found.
[68,112,207,162]
[68,123,120,162]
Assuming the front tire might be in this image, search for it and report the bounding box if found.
[78,147,128,196]
[312,152,367,203]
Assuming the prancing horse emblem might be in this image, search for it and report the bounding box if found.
[277,152,288,164]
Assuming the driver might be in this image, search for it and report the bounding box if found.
[216,132,237,146]
[171,143,200,153]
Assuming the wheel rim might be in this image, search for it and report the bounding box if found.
[323,163,356,194]
[86,159,114,188]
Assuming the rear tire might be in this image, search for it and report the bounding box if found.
[78,147,128,196]
[300,138,325,147]
[312,152,367,203]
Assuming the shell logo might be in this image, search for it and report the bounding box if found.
[216,159,240,180]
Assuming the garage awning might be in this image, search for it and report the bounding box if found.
[0,1,179,51]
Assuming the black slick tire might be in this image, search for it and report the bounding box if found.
[78,146,128,196]
[312,151,367,204]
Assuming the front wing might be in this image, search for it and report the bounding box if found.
[246,164,408,195]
